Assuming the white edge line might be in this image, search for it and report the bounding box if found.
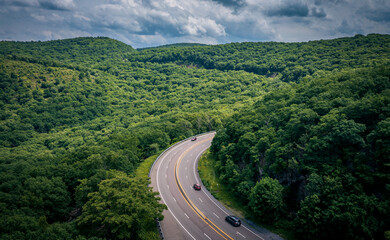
[237,231,246,239]
[242,225,264,240]
[193,143,265,240]
[204,233,212,240]
[157,151,196,240]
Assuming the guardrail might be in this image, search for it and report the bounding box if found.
[155,218,164,240]
[148,131,216,240]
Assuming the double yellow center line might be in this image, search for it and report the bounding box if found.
[174,137,233,240]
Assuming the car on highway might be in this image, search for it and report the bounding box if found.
[191,137,197,141]
[193,183,201,190]
[225,215,241,227]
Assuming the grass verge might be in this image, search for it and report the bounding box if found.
[198,149,296,240]
[134,151,163,179]
[135,139,183,179]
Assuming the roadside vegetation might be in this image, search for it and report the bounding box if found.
[135,152,162,179]
[0,34,389,239]
[198,150,296,240]
[210,66,390,240]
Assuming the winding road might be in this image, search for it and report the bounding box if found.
[149,132,283,240]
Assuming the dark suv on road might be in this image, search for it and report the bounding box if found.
[225,215,241,227]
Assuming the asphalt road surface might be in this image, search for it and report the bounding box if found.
[150,132,283,240]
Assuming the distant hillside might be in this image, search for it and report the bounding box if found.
[0,37,135,68]
[138,42,208,50]
[131,34,390,82]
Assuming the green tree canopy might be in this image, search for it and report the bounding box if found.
[248,177,285,221]
[77,171,166,240]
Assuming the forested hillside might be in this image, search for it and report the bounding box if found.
[0,37,269,240]
[210,66,390,239]
[134,34,389,82]
[0,34,389,240]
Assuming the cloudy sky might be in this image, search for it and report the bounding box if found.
[0,0,389,48]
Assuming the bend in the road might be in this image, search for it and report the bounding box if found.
[174,137,233,240]
[151,132,283,240]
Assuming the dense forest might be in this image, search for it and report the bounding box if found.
[210,66,390,239]
[0,34,389,239]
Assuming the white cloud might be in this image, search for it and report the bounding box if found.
[0,0,389,47]
[182,16,226,37]
[74,13,90,22]
[31,13,46,21]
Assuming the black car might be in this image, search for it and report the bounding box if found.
[225,215,241,227]
[191,137,197,141]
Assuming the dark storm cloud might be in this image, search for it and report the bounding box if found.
[38,0,74,11]
[8,0,36,7]
[0,0,38,7]
[337,19,362,34]
[266,1,310,17]
[0,0,74,10]
[314,0,344,5]
[210,0,245,9]
[0,0,390,48]
[363,9,390,22]
[139,19,181,37]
